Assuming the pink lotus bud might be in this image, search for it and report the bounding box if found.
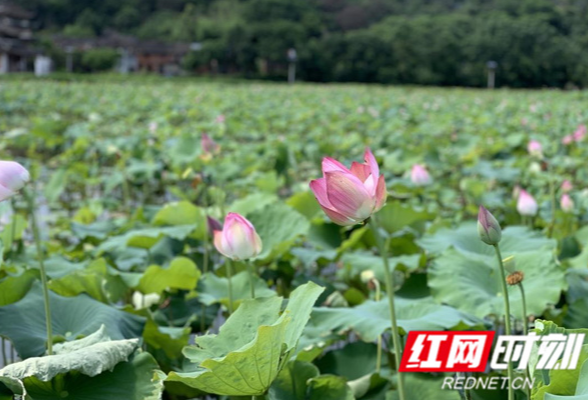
[561,180,573,193]
[410,164,432,186]
[562,135,574,145]
[213,213,262,260]
[0,161,30,201]
[574,125,586,142]
[527,140,543,158]
[477,206,502,245]
[207,216,223,236]
[201,133,220,155]
[215,114,225,124]
[516,189,538,216]
[560,194,574,213]
[309,148,387,226]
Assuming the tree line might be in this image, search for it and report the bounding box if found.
[20,0,588,87]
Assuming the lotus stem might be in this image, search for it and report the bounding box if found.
[493,244,514,400]
[1,337,7,366]
[374,278,382,374]
[369,216,406,400]
[226,258,234,314]
[245,260,256,298]
[26,188,53,355]
[518,282,531,400]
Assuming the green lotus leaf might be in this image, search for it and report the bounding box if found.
[166,281,324,396]
[0,283,145,358]
[197,271,276,309]
[137,257,200,295]
[0,326,138,381]
[386,373,461,400]
[307,296,482,343]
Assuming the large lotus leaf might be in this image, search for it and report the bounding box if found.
[166,282,324,396]
[341,251,422,280]
[21,352,163,400]
[197,271,276,308]
[228,193,278,216]
[268,360,320,400]
[137,257,200,295]
[377,201,435,234]
[0,283,145,358]
[307,375,354,400]
[48,258,127,303]
[307,296,482,343]
[427,247,565,318]
[0,269,38,306]
[152,201,207,240]
[531,320,588,400]
[0,376,25,399]
[386,373,461,400]
[247,203,310,261]
[418,223,556,260]
[97,225,197,253]
[0,329,138,381]
[143,319,190,360]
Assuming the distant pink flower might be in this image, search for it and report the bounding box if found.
[574,125,586,142]
[0,161,30,202]
[215,115,225,124]
[517,189,538,216]
[561,194,574,213]
[411,164,432,186]
[309,148,387,226]
[213,213,262,260]
[561,180,573,193]
[201,133,220,155]
[527,140,543,158]
[562,135,574,145]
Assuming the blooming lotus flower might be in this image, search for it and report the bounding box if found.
[561,180,573,193]
[411,164,432,186]
[574,125,586,142]
[201,133,220,155]
[0,161,30,202]
[562,135,574,145]
[516,189,538,216]
[309,148,386,226]
[527,140,543,158]
[561,194,574,213]
[213,213,262,260]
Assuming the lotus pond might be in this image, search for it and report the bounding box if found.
[0,78,588,400]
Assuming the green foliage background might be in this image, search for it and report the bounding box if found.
[19,0,588,87]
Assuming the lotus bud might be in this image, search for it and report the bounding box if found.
[360,270,376,283]
[309,148,387,226]
[562,135,573,145]
[561,194,574,213]
[410,164,432,186]
[207,216,223,236]
[477,206,502,245]
[527,140,543,158]
[574,125,586,142]
[213,213,262,261]
[516,189,538,216]
[561,180,573,193]
[201,133,220,156]
[0,161,30,202]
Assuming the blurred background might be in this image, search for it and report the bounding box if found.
[5,0,588,88]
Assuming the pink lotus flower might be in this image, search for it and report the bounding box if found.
[562,135,574,145]
[213,213,262,260]
[516,189,538,216]
[411,164,432,186]
[527,140,543,158]
[215,114,225,124]
[0,161,29,202]
[309,148,386,226]
[574,125,586,142]
[561,180,573,193]
[201,133,220,155]
[561,194,574,213]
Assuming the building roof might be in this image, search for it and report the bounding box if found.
[0,2,34,20]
